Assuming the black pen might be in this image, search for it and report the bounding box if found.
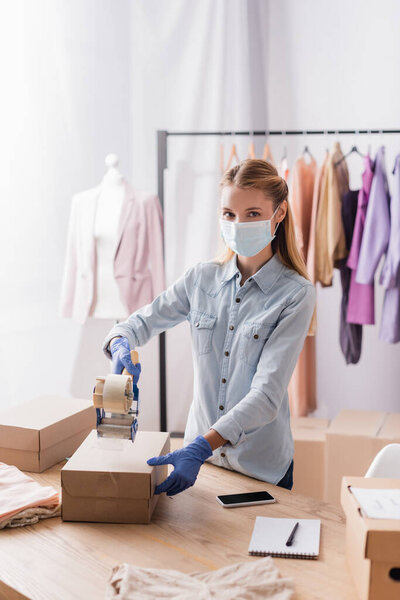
[285,521,299,546]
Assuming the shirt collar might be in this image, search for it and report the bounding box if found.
[221,253,284,295]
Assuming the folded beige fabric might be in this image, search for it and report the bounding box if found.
[0,462,61,529]
[106,557,294,600]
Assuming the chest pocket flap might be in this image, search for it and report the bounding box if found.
[189,310,217,355]
[240,320,275,367]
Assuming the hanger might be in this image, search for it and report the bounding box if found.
[246,130,255,159]
[224,132,240,171]
[262,137,275,165]
[280,131,287,161]
[323,130,329,153]
[220,142,225,174]
[302,145,314,160]
[392,155,399,175]
[335,145,366,167]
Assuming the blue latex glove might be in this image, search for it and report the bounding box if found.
[147,436,213,496]
[110,336,141,384]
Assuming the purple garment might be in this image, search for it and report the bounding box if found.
[379,154,400,343]
[346,156,375,324]
[340,190,362,364]
[355,146,391,285]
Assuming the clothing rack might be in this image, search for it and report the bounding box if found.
[156,127,400,432]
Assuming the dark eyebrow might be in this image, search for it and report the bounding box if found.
[221,206,262,211]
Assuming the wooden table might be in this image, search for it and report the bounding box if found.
[0,439,356,600]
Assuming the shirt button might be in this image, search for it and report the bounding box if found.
[221,378,226,383]
[229,325,234,331]
[221,452,226,458]
[235,298,241,303]
[224,351,229,356]
[254,334,259,339]
[219,405,224,410]
[194,322,199,328]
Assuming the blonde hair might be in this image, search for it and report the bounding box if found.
[218,158,316,334]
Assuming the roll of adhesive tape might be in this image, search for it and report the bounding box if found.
[102,374,131,413]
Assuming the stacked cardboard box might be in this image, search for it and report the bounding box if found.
[61,430,170,524]
[324,411,387,506]
[291,411,400,506]
[291,416,330,500]
[0,396,95,472]
[341,476,400,600]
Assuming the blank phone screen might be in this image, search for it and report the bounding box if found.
[217,491,274,504]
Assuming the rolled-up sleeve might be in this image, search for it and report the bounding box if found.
[102,267,194,358]
[212,283,316,446]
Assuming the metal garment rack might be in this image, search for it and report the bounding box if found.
[156,127,400,432]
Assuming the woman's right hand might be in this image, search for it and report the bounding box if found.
[109,337,141,383]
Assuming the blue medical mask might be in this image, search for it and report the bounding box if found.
[219,206,280,257]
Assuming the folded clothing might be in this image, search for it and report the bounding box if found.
[106,557,294,600]
[0,462,60,529]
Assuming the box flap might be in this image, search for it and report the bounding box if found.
[328,410,386,437]
[376,413,400,441]
[292,428,326,442]
[0,425,39,451]
[291,417,330,430]
[341,477,400,562]
[0,397,95,451]
[61,430,170,500]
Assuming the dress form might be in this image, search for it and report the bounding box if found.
[90,154,128,320]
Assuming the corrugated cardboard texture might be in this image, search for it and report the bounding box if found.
[291,417,330,501]
[0,396,95,451]
[325,410,386,506]
[61,430,170,524]
[341,477,400,600]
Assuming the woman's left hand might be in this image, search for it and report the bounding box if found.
[147,436,213,496]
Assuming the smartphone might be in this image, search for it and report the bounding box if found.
[216,490,276,508]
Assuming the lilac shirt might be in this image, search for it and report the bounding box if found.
[346,155,375,324]
[380,154,400,343]
[355,147,391,286]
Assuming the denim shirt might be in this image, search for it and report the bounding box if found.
[103,253,316,485]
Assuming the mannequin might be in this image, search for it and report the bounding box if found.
[90,154,128,320]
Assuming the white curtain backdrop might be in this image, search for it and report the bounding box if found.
[1,0,399,429]
[130,0,269,431]
[0,0,134,413]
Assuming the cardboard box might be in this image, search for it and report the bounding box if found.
[61,430,170,524]
[325,410,386,506]
[341,476,400,600]
[374,413,400,454]
[0,396,95,472]
[291,417,330,500]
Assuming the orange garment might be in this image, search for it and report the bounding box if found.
[0,462,60,529]
[307,151,329,284]
[314,142,349,286]
[288,155,317,417]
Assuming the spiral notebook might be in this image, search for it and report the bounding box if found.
[248,516,321,559]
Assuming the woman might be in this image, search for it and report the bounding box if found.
[102,159,316,497]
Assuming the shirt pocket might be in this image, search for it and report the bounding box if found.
[189,309,217,355]
[239,320,275,368]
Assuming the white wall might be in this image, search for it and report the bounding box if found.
[267,0,400,416]
[0,1,139,416]
[1,0,398,428]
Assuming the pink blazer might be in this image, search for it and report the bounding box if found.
[60,182,165,323]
